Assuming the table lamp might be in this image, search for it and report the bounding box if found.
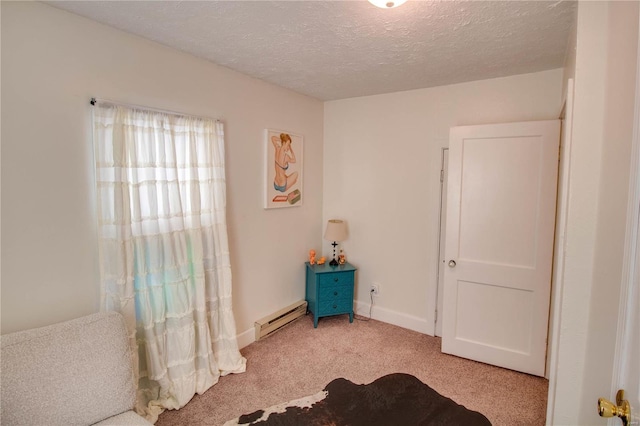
[324,219,348,266]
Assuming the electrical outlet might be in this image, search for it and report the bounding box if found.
[370,283,380,296]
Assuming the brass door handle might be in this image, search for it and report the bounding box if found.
[448,260,456,267]
[598,390,630,426]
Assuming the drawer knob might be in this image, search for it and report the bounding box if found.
[334,278,339,282]
[334,291,338,296]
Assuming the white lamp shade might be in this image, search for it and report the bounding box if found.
[324,219,348,242]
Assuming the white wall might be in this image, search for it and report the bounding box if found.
[0,2,324,338]
[323,70,563,334]
[552,2,639,424]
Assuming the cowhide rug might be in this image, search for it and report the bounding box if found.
[225,373,492,425]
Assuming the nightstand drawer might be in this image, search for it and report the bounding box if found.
[319,285,353,301]
[318,298,352,315]
[319,273,353,287]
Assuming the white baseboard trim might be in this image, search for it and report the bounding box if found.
[236,327,255,350]
[354,300,433,336]
[236,302,433,349]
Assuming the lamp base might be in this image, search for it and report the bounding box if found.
[329,258,339,266]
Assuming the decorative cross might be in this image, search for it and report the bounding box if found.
[330,241,339,265]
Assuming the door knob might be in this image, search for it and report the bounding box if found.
[598,390,630,426]
[448,260,456,267]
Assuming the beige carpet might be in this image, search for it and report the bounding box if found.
[156,314,548,426]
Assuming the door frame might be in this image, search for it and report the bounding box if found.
[545,78,575,421]
[434,147,449,336]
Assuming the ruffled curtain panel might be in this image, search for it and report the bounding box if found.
[92,103,246,422]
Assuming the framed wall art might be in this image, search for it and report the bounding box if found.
[264,129,303,209]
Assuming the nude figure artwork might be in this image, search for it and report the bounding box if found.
[265,130,303,209]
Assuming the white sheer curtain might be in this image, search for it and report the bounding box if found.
[92,103,246,422]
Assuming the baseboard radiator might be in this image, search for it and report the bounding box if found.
[254,300,308,341]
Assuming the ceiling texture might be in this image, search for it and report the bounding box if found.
[48,1,577,101]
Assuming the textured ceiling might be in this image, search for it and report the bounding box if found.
[47,1,577,101]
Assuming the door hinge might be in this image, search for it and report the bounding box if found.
[440,169,444,183]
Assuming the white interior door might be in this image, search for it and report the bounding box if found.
[612,225,639,424]
[605,23,640,422]
[442,120,560,376]
[602,142,640,426]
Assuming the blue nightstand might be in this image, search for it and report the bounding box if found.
[305,261,356,328]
